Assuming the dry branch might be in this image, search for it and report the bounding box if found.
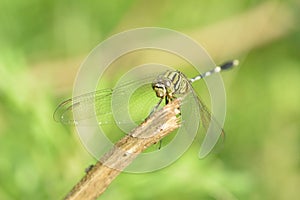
[64,99,181,200]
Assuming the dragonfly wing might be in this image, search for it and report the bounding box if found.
[53,74,160,125]
[191,91,225,157]
[192,92,225,136]
[53,89,114,125]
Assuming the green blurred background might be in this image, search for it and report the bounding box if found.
[0,0,299,199]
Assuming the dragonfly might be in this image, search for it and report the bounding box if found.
[54,60,238,137]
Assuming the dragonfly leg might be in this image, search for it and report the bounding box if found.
[145,98,163,121]
[85,164,94,173]
[165,97,169,104]
[166,96,177,105]
[153,98,163,113]
[158,140,162,149]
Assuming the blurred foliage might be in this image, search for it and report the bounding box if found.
[0,0,300,200]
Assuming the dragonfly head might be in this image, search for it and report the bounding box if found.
[152,78,172,98]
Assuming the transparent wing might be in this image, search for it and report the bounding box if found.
[190,90,225,157]
[194,93,225,137]
[54,88,113,124]
[53,75,160,125]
